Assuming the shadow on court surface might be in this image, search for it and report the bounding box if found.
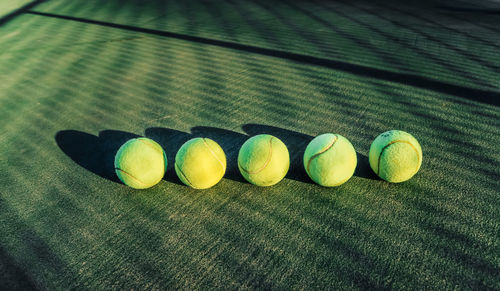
[144,127,191,186]
[0,195,80,290]
[0,245,38,291]
[0,0,45,26]
[26,8,500,107]
[242,123,378,182]
[145,126,249,184]
[55,130,140,184]
[56,127,248,186]
[56,125,378,186]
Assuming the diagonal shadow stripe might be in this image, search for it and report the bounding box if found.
[437,6,500,15]
[0,0,45,26]
[25,10,500,106]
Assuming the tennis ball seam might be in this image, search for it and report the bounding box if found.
[115,168,148,187]
[202,138,225,171]
[175,162,194,187]
[377,140,421,175]
[239,136,274,174]
[136,138,163,156]
[305,134,338,174]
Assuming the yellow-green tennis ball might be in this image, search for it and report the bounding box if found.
[114,137,167,189]
[175,138,226,189]
[238,134,290,186]
[369,130,423,183]
[303,133,357,187]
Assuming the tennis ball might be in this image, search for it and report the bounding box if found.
[369,130,422,183]
[114,137,167,189]
[175,138,226,189]
[238,134,290,186]
[303,133,357,187]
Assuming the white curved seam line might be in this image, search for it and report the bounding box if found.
[202,138,225,171]
[306,135,338,173]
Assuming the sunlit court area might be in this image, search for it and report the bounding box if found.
[0,0,499,289]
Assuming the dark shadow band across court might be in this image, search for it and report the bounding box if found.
[21,10,500,107]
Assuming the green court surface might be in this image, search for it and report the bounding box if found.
[0,1,32,18]
[1,0,499,289]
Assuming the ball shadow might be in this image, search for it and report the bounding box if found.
[242,123,314,183]
[55,130,140,183]
[191,126,249,183]
[243,123,379,182]
[56,126,378,187]
[144,127,191,186]
[355,152,379,180]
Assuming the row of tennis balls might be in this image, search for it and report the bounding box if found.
[114,130,423,189]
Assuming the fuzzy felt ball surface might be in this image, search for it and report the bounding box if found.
[303,133,357,187]
[238,134,290,186]
[369,130,422,183]
[175,138,226,189]
[114,137,167,189]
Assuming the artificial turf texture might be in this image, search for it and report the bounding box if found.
[0,0,499,289]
